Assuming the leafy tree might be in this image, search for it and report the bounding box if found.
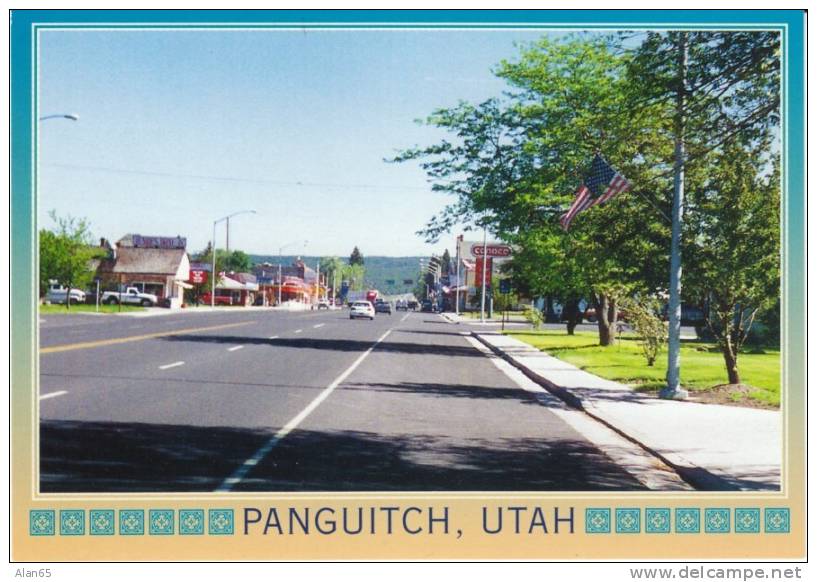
[684,142,780,384]
[39,211,101,308]
[441,249,452,276]
[349,246,365,266]
[394,35,671,345]
[193,247,251,276]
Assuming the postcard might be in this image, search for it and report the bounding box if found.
[10,9,806,564]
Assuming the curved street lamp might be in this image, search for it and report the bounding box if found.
[211,210,256,308]
[39,113,79,122]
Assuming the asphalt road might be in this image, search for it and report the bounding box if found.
[40,308,648,492]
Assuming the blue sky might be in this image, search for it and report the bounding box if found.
[38,29,551,257]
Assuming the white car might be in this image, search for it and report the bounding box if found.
[349,301,375,320]
[45,284,86,305]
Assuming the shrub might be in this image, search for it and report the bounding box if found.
[620,296,667,366]
[523,306,544,330]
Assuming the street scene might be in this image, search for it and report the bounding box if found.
[37,28,782,493]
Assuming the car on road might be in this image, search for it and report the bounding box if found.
[103,287,158,307]
[349,301,375,320]
[316,299,330,310]
[395,300,408,311]
[45,284,86,305]
[407,300,419,311]
[375,300,392,315]
[421,300,436,313]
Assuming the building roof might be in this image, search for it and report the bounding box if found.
[102,247,188,275]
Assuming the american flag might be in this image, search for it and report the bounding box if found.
[560,154,631,230]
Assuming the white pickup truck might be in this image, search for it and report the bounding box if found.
[102,287,158,307]
[45,284,86,305]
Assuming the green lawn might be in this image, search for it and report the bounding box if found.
[39,303,146,314]
[505,330,780,406]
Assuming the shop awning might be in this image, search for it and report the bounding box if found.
[175,281,194,289]
[216,276,245,290]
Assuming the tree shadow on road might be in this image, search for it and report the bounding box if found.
[40,420,648,492]
[162,335,486,358]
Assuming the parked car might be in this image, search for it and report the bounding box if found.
[395,300,408,311]
[421,300,435,313]
[316,299,330,310]
[407,300,419,311]
[102,287,158,307]
[375,301,392,315]
[349,301,375,320]
[45,284,86,305]
[201,292,234,306]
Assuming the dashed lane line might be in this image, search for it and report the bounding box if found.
[294,329,303,334]
[39,391,68,400]
[40,321,256,354]
[268,335,279,340]
[216,328,394,492]
[227,345,244,352]
[159,361,185,370]
[313,323,325,329]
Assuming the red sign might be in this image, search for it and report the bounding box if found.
[471,244,512,258]
[475,258,493,287]
[189,269,208,285]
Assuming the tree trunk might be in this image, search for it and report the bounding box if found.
[595,294,617,346]
[721,340,741,385]
[564,298,580,335]
[545,295,559,323]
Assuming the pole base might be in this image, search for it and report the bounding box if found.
[659,386,689,400]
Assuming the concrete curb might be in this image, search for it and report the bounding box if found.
[470,331,740,491]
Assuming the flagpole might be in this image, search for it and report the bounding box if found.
[661,31,689,400]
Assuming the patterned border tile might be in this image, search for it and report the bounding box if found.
[208,509,234,535]
[616,508,641,534]
[59,510,85,535]
[179,509,205,535]
[645,508,671,534]
[675,508,700,533]
[30,510,55,536]
[89,510,115,535]
[585,508,611,534]
[735,508,761,533]
[764,508,790,533]
[149,509,175,535]
[119,509,145,535]
[705,508,731,533]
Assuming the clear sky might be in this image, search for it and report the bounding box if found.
[38,28,550,257]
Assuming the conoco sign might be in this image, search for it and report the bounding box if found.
[470,244,512,258]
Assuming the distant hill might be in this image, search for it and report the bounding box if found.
[249,255,424,294]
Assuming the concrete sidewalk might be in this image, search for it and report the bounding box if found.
[473,331,782,491]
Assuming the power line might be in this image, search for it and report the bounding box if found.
[42,162,430,192]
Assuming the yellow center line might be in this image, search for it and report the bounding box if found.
[40,321,256,354]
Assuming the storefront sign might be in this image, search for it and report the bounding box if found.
[458,239,513,260]
[475,257,493,287]
[189,269,208,285]
[132,234,187,249]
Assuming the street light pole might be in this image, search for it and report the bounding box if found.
[480,223,488,323]
[211,210,256,308]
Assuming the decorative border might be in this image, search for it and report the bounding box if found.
[574,507,791,535]
[30,509,236,536]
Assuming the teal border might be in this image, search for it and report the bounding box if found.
[89,509,116,535]
[11,12,804,547]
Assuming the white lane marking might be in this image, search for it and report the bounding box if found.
[463,335,691,491]
[227,345,244,352]
[217,328,394,492]
[39,391,68,400]
[268,335,279,340]
[294,329,303,334]
[401,313,410,322]
[313,323,325,329]
[159,361,185,370]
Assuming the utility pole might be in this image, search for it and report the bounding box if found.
[661,31,689,400]
[225,217,230,254]
[479,223,488,323]
[455,234,462,315]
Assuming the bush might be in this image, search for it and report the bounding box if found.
[619,296,667,366]
[523,306,544,330]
